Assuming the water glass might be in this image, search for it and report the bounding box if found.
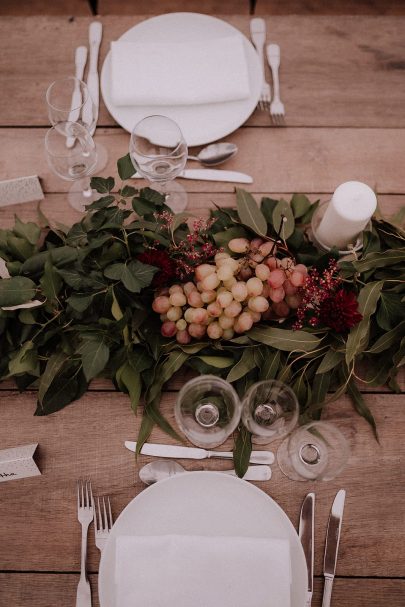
[175,375,242,449]
[45,121,98,212]
[130,115,188,212]
[277,420,350,481]
[242,380,299,444]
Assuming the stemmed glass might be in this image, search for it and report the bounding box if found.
[277,420,350,481]
[175,375,242,449]
[241,380,299,444]
[46,77,108,172]
[129,115,188,213]
[45,121,98,212]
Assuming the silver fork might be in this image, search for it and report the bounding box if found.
[76,480,93,607]
[94,495,113,553]
[250,18,271,111]
[267,44,285,125]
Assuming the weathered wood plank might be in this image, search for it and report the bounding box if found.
[2,127,405,194]
[98,0,250,14]
[0,574,404,607]
[0,0,91,15]
[1,16,405,128]
[254,0,405,14]
[0,391,404,576]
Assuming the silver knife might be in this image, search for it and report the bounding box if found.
[83,21,102,135]
[131,169,253,184]
[125,441,274,465]
[299,492,315,607]
[322,489,346,607]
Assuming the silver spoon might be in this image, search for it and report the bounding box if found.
[139,460,271,485]
[187,142,238,166]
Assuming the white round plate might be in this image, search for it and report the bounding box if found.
[99,472,307,607]
[100,13,262,146]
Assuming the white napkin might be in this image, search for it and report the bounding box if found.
[110,36,250,106]
[115,534,291,607]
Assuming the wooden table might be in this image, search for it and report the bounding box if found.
[0,14,404,607]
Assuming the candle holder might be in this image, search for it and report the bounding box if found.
[310,200,368,257]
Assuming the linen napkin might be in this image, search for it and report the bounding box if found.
[110,36,250,106]
[115,534,291,607]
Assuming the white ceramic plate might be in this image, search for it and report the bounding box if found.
[100,13,262,146]
[99,472,307,607]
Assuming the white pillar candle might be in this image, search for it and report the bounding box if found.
[316,181,377,250]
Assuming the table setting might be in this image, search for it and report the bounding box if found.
[0,7,404,607]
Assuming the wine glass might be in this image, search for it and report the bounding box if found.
[45,121,98,212]
[46,77,108,172]
[241,380,299,444]
[129,115,188,213]
[277,420,350,481]
[175,375,242,449]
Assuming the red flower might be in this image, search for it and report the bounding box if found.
[137,250,176,287]
[319,289,363,333]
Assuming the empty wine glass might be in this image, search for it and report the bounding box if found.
[175,375,242,449]
[277,420,350,481]
[45,121,98,212]
[130,115,188,213]
[242,380,299,444]
[46,77,108,171]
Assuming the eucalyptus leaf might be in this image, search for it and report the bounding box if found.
[290,194,311,219]
[233,426,252,478]
[38,351,71,405]
[316,350,344,374]
[352,249,405,273]
[367,320,405,354]
[254,347,281,380]
[77,335,110,381]
[272,199,295,240]
[248,326,321,352]
[0,276,36,307]
[345,281,384,365]
[226,348,256,383]
[236,189,267,236]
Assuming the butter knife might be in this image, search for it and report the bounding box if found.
[125,441,274,465]
[83,21,102,135]
[66,46,87,148]
[131,169,253,184]
[299,492,315,607]
[322,489,346,607]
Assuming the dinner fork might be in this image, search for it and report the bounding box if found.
[267,44,285,125]
[76,480,93,607]
[250,18,271,110]
[94,495,113,553]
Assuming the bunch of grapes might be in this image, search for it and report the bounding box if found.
[152,237,308,344]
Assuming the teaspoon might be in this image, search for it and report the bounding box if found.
[187,142,238,166]
[139,460,271,485]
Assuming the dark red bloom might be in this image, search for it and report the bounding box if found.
[137,250,176,287]
[319,289,363,333]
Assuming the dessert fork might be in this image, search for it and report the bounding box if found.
[267,44,285,125]
[94,495,113,553]
[250,18,271,110]
[76,479,93,607]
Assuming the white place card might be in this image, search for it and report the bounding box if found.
[0,443,41,482]
[0,175,44,207]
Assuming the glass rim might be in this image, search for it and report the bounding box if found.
[130,114,186,158]
[46,76,89,112]
[242,379,299,405]
[44,122,94,158]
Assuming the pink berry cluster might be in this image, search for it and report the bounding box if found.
[152,237,308,344]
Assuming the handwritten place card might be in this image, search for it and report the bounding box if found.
[0,443,41,482]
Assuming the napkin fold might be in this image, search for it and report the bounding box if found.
[110,36,250,106]
[115,534,291,607]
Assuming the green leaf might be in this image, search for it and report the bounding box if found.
[300,200,319,224]
[347,379,378,440]
[136,413,155,456]
[90,176,115,193]
[127,347,154,374]
[316,350,344,374]
[254,347,281,380]
[248,326,321,352]
[345,281,384,365]
[77,335,110,381]
[311,372,331,406]
[120,185,137,197]
[367,320,405,354]
[226,348,256,383]
[8,341,39,376]
[376,292,404,331]
[118,153,136,180]
[233,426,252,478]
[290,194,311,219]
[272,199,295,240]
[352,250,405,273]
[38,351,71,405]
[36,366,87,415]
[39,260,62,301]
[236,189,267,236]
[104,260,158,293]
[197,355,234,369]
[260,197,278,225]
[6,234,34,261]
[147,351,189,405]
[85,195,116,210]
[13,217,41,245]
[0,276,36,306]
[117,362,142,413]
[67,293,93,313]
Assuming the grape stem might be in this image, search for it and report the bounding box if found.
[270,214,287,256]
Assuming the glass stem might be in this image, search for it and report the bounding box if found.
[82,185,93,198]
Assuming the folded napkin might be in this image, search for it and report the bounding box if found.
[110,36,250,106]
[115,534,291,607]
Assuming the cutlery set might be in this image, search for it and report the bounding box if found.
[250,18,285,124]
[299,489,346,607]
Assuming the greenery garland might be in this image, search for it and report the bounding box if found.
[0,155,404,476]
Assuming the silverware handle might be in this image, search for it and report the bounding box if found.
[207,451,233,460]
[80,523,89,580]
[322,575,334,607]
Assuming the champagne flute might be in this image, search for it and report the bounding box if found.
[45,121,98,212]
[130,115,188,213]
[46,77,108,172]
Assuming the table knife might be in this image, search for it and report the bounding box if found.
[66,46,87,148]
[131,169,253,184]
[322,489,346,607]
[125,441,274,465]
[299,492,315,607]
[83,21,102,135]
